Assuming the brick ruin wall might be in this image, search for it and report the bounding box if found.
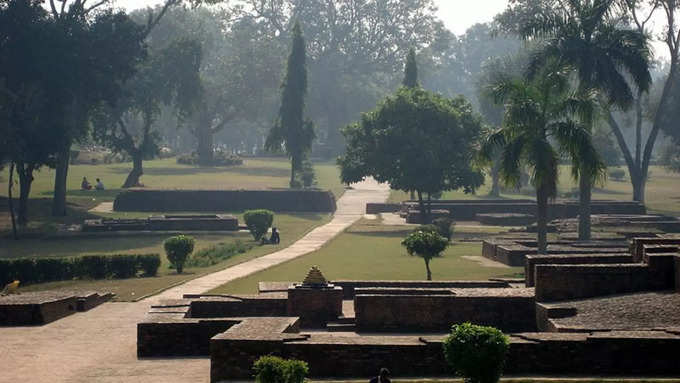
[525,254,633,287]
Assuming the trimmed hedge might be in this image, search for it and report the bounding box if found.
[113,189,337,212]
[0,254,161,285]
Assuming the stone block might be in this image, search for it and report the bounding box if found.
[524,253,632,287]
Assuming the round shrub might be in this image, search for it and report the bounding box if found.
[443,322,510,383]
[137,254,161,277]
[253,355,308,383]
[244,209,274,241]
[164,235,195,274]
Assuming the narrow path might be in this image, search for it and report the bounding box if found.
[0,179,389,383]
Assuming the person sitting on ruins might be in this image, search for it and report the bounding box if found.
[369,368,391,383]
[269,227,280,244]
[81,177,92,190]
[95,178,105,190]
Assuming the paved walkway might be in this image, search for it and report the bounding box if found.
[0,179,389,383]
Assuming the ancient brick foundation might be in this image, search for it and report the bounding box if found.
[114,189,337,212]
[286,285,343,327]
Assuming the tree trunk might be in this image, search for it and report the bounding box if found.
[632,174,646,203]
[122,153,144,188]
[426,192,432,223]
[536,185,549,254]
[409,190,415,200]
[196,112,214,166]
[578,174,592,241]
[290,155,297,188]
[8,162,18,240]
[417,190,428,224]
[16,162,34,227]
[51,146,70,216]
[489,159,501,198]
[424,258,432,281]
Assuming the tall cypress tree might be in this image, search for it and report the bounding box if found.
[266,21,315,187]
[403,48,418,88]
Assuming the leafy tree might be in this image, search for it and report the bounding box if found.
[164,234,195,274]
[339,87,485,223]
[243,209,274,241]
[505,0,652,240]
[402,230,449,280]
[265,22,315,187]
[92,38,202,188]
[479,65,605,253]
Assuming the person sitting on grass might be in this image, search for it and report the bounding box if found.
[269,227,280,244]
[369,368,391,383]
[95,178,105,190]
[81,177,92,190]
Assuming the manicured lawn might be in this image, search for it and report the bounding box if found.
[389,165,680,216]
[210,219,522,295]
[13,212,330,301]
[0,157,343,233]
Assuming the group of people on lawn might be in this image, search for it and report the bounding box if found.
[81,177,105,191]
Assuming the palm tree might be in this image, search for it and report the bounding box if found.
[479,65,605,253]
[517,0,652,240]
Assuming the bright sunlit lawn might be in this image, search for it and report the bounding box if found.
[389,165,680,216]
[209,218,522,295]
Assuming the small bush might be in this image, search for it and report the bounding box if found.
[137,254,161,276]
[76,255,108,279]
[107,255,138,279]
[609,168,626,181]
[253,355,309,383]
[432,217,455,240]
[298,159,317,188]
[164,235,195,274]
[244,210,274,241]
[176,151,243,166]
[443,322,510,383]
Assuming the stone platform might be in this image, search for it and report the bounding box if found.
[0,291,113,326]
[83,214,239,232]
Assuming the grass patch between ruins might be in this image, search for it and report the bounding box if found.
[210,218,523,295]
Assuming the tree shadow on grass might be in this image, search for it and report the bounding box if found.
[107,165,290,178]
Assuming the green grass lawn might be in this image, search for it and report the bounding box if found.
[12,212,330,301]
[210,219,522,295]
[389,165,680,216]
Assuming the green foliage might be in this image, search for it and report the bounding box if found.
[432,217,455,240]
[339,87,484,210]
[137,254,162,277]
[402,229,449,280]
[443,323,510,383]
[252,355,309,383]
[403,47,419,88]
[186,240,252,268]
[176,152,243,166]
[298,158,317,188]
[0,254,161,285]
[265,22,315,187]
[244,210,275,241]
[164,235,196,274]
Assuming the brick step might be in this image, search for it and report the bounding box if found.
[326,323,356,332]
[335,316,355,324]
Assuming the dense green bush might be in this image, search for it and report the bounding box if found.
[137,254,161,276]
[608,168,626,181]
[0,254,161,285]
[244,210,275,241]
[164,235,195,273]
[298,159,317,188]
[443,323,510,383]
[253,355,309,383]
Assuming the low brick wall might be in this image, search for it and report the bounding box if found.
[534,264,652,302]
[476,213,535,226]
[210,330,680,381]
[189,296,287,318]
[137,317,238,357]
[365,203,401,214]
[525,254,632,287]
[354,289,536,333]
[333,280,509,299]
[0,296,77,325]
[631,237,680,262]
[114,189,337,212]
